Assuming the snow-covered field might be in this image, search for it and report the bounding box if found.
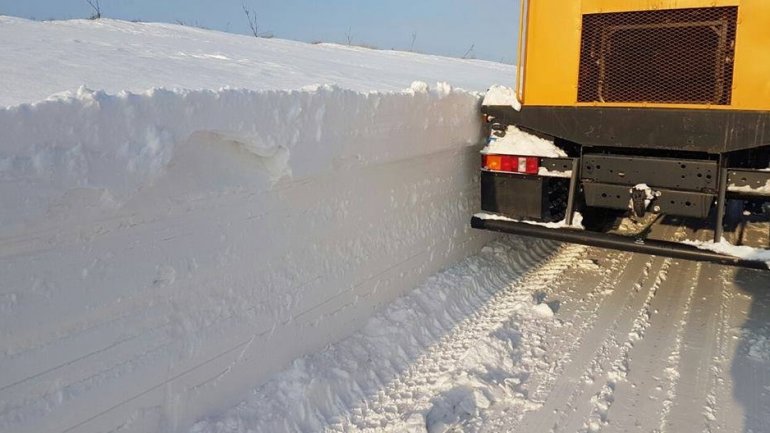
[0,17,512,107]
[0,17,510,433]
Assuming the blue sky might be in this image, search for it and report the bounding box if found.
[0,0,521,63]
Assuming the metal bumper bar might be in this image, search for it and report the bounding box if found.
[471,216,769,270]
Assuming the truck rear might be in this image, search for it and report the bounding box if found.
[473,0,770,269]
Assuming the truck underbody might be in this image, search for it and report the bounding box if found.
[474,105,770,270]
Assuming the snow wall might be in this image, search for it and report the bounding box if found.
[0,83,496,433]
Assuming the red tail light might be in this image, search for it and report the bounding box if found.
[500,155,515,172]
[525,157,539,174]
[482,154,540,175]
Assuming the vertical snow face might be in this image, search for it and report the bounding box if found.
[0,83,495,433]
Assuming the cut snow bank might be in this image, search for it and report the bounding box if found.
[0,18,514,433]
[0,81,496,433]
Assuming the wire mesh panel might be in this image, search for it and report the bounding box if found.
[578,7,738,105]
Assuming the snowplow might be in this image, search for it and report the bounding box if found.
[472,0,770,269]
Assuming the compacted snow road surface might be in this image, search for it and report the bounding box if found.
[194,235,770,433]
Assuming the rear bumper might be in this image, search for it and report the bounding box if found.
[471,216,769,270]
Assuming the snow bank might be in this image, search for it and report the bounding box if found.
[0,82,477,231]
[0,17,514,433]
[0,81,498,433]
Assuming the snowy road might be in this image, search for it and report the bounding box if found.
[194,236,770,433]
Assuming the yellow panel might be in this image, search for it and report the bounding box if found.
[522,0,582,106]
[731,1,770,110]
[582,0,739,14]
[521,0,770,111]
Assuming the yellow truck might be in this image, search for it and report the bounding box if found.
[472,0,770,269]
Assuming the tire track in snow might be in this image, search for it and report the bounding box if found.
[519,250,632,407]
[572,255,703,433]
[662,264,734,433]
[656,263,701,433]
[192,238,770,433]
[476,247,636,433]
[581,258,674,433]
[701,267,735,433]
[513,249,665,433]
[553,226,691,433]
[323,243,590,433]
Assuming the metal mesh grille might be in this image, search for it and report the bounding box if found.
[578,7,737,105]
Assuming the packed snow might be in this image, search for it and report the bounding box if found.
[475,211,585,230]
[481,85,521,111]
[743,328,770,363]
[481,126,567,158]
[683,238,770,267]
[0,16,514,433]
[630,183,656,212]
[728,179,770,194]
[532,302,555,319]
[537,167,573,178]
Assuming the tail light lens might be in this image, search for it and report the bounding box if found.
[482,154,540,175]
[484,155,502,171]
[500,156,515,172]
[526,157,539,174]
